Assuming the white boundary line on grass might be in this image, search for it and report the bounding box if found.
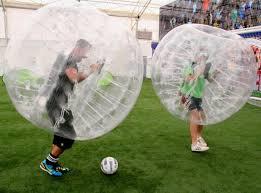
[250,96,261,101]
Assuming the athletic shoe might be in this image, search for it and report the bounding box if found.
[197,136,207,147]
[40,159,63,177]
[191,142,209,152]
[54,162,70,174]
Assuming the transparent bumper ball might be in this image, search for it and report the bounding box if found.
[4,1,143,140]
[152,24,256,125]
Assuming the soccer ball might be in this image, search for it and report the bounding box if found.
[100,157,118,175]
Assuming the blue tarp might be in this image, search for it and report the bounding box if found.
[239,31,261,39]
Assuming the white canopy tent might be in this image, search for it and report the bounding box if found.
[0,0,175,25]
[0,0,174,35]
[0,0,174,75]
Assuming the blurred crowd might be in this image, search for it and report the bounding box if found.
[160,0,261,31]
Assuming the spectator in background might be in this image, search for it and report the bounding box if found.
[254,3,259,26]
[202,0,210,13]
[187,0,193,10]
[213,19,220,27]
[239,0,246,20]
[258,15,261,26]
[231,4,238,29]
[215,7,223,22]
[246,0,253,13]
[245,0,253,24]
[235,17,241,29]
[195,12,201,23]
[208,10,214,25]
[199,11,205,24]
[193,0,197,14]
[246,15,253,27]
[170,17,176,29]
[192,15,197,23]
[212,0,222,5]
[181,13,186,24]
[239,21,245,28]
[162,0,260,32]
[221,13,226,29]
[225,13,232,29]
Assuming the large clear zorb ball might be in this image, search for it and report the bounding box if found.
[152,24,256,125]
[4,0,143,140]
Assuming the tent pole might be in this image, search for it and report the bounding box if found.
[1,0,8,40]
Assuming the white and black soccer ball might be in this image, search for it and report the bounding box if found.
[100,157,118,175]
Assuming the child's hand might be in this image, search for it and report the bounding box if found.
[181,95,187,104]
[65,68,78,82]
[90,64,100,72]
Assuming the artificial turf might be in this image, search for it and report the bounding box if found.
[0,78,260,193]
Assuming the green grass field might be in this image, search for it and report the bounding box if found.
[0,79,261,193]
